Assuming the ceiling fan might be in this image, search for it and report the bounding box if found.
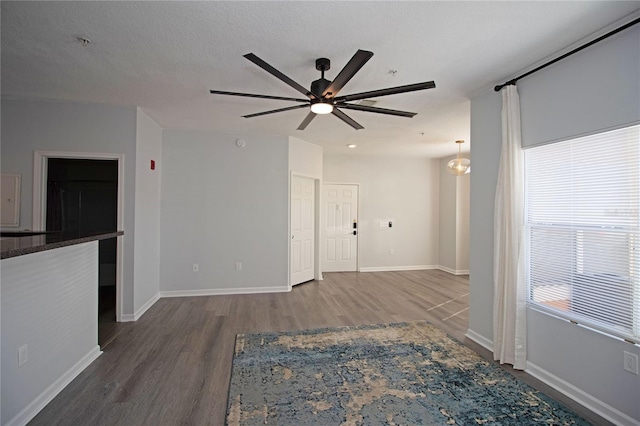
[209,49,436,130]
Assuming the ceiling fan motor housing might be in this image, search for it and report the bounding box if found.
[311,78,332,99]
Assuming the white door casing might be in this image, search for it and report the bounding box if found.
[291,176,315,285]
[33,150,125,322]
[323,184,358,272]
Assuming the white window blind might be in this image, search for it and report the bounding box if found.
[524,124,640,343]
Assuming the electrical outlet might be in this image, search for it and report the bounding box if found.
[192,264,199,272]
[18,344,28,367]
[389,248,395,255]
[235,262,242,271]
[623,351,639,374]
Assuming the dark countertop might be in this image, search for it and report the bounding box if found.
[0,230,123,260]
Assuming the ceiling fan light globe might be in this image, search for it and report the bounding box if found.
[310,102,334,115]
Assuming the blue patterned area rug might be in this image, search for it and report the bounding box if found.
[226,322,589,425]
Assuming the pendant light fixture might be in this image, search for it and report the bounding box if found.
[447,140,470,176]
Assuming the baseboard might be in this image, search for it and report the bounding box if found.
[359,265,438,272]
[159,286,291,298]
[526,362,640,426]
[5,346,102,426]
[120,287,290,321]
[133,292,160,321]
[463,331,638,425]
[464,329,493,352]
[438,266,469,275]
[120,313,136,322]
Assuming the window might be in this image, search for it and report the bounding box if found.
[524,124,640,343]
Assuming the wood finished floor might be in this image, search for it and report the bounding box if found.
[29,270,609,426]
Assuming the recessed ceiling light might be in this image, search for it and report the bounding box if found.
[347,144,357,149]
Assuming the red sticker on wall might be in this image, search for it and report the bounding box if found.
[150,160,155,170]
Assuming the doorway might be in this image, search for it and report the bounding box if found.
[46,158,118,345]
[290,175,316,286]
[322,184,359,272]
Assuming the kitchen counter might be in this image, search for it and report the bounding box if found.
[0,230,123,259]
[2,236,109,424]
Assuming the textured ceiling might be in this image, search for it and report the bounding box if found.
[2,1,638,158]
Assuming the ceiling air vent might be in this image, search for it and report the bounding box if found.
[358,99,378,107]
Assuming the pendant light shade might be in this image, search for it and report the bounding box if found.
[447,140,470,176]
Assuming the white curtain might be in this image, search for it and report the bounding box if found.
[493,85,527,370]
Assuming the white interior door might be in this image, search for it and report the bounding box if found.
[291,176,315,286]
[323,184,358,272]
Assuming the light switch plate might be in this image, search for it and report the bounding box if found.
[623,351,639,374]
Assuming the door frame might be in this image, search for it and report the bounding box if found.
[321,182,360,272]
[289,172,321,289]
[33,150,125,321]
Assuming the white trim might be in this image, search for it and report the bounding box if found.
[465,329,494,352]
[32,151,125,322]
[359,265,438,272]
[322,181,360,186]
[32,151,124,230]
[159,286,291,298]
[463,330,639,425]
[526,361,640,426]
[289,173,321,288]
[120,314,136,322]
[5,346,102,426]
[132,293,160,321]
[438,266,470,275]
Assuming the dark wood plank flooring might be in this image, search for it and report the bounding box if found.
[98,285,129,348]
[29,270,609,425]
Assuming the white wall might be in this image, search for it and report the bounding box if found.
[133,108,162,316]
[438,157,457,272]
[438,156,471,275]
[455,174,470,272]
[1,242,101,425]
[469,19,640,423]
[323,154,439,270]
[439,157,470,274]
[160,129,289,295]
[0,99,138,315]
[468,89,502,342]
[288,137,323,179]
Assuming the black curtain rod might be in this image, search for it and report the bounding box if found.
[494,16,640,92]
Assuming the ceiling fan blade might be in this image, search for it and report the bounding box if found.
[243,104,308,119]
[244,53,314,99]
[209,90,308,103]
[334,81,436,103]
[337,103,416,117]
[322,49,373,98]
[332,108,364,130]
[297,112,317,130]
